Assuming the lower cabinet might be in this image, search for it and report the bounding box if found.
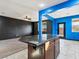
[45,41,55,59]
[28,44,44,59]
[55,39,60,59]
[28,39,60,59]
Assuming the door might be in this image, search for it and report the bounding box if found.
[57,23,66,38]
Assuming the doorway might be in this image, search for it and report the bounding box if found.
[57,22,66,38]
[42,20,52,34]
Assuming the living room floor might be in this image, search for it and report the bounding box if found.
[57,39,79,59]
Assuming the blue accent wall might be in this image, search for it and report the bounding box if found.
[38,0,79,41]
[53,15,79,40]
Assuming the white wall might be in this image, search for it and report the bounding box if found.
[0,0,38,21]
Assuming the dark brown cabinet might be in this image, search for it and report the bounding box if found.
[28,39,60,59]
[28,44,44,59]
[55,39,60,59]
[45,41,55,59]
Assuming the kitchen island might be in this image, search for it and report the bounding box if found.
[19,34,60,59]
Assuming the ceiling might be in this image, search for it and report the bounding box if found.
[49,4,79,18]
[0,0,67,11]
[0,0,67,21]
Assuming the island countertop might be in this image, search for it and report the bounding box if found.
[19,34,59,47]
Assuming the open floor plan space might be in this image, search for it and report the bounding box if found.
[0,0,79,59]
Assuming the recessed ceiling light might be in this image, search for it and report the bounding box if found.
[39,3,45,7]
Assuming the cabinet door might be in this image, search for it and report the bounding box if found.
[45,41,55,59]
[55,39,60,59]
[28,44,44,59]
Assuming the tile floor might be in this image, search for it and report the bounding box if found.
[57,39,79,59]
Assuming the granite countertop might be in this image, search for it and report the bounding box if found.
[19,34,59,47]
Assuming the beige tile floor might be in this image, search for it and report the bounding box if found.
[57,39,79,59]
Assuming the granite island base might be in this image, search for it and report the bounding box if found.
[19,34,60,59]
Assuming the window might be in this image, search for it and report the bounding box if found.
[72,18,79,32]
